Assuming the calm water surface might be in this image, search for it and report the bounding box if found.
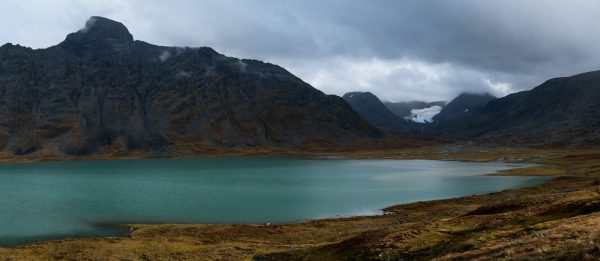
[0,157,547,245]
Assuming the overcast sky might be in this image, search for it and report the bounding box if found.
[1,0,600,102]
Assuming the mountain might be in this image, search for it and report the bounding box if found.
[428,71,600,145]
[432,93,496,123]
[384,101,445,119]
[342,92,409,132]
[0,16,382,156]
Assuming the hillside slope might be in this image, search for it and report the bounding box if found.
[428,72,600,145]
[342,92,410,133]
[0,16,382,156]
[432,93,496,123]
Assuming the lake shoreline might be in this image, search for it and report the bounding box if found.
[0,146,598,259]
[0,154,543,247]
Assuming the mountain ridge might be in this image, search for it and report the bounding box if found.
[342,92,411,133]
[432,92,496,123]
[427,71,600,145]
[0,16,383,156]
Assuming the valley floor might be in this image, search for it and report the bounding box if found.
[1,146,600,260]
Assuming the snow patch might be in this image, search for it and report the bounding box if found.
[404,105,442,123]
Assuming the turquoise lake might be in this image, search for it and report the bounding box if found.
[0,157,547,245]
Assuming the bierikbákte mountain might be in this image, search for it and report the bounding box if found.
[0,17,383,156]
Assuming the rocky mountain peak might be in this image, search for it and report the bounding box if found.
[0,16,381,155]
[77,16,133,42]
[60,16,134,54]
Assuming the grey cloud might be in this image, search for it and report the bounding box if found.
[284,57,520,102]
[158,50,171,62]
[0,0,599,102]
[79,16,97,33]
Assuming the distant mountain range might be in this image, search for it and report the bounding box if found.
[0,16,381,156]
[343,72,600,146]
[427,71,600,145]
[343,91,498,130]
[345,72,600,146]
[342,92,456,132]
[0,16,598,157]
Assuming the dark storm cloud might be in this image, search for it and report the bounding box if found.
[1,0,599,101]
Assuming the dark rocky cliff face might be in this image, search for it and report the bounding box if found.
[0,16,381,155]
